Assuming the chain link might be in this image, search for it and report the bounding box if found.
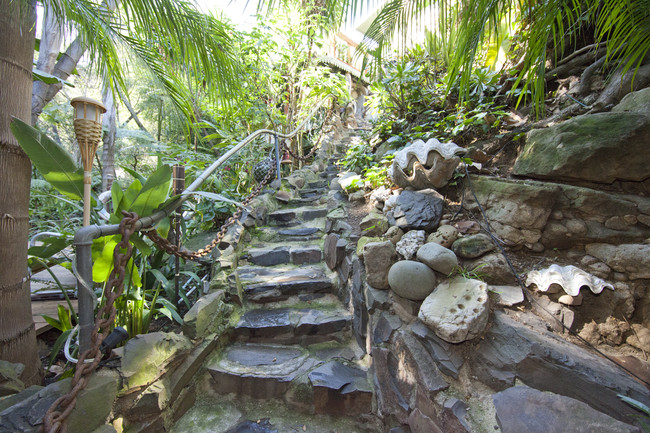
[281,108,333,162]
[143,157,276,260]
[41,109,334,431]
[43,212,140,433]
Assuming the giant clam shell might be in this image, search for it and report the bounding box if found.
[525,264,614,296]
[388,138,465,189]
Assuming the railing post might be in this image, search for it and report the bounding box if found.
[274,134,281,182]
[76,236,94,352]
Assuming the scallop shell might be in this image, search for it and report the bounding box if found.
[525,264,613,296]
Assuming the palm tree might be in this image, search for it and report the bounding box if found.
[0,0,238,385]
[0,0,42,386]
[259,0,649,116]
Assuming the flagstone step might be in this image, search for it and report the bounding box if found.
[206,343,372,415]
[255,226,324,242]
[230,265,335,304]
[234,305,352,345]
[244,244,322,267]
[299,187,327,197]
[268,206,328,226]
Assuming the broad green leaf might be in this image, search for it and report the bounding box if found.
[111,180,142,223]
[92,236,119,283]
[33,68,74,87]
[130,165,172,217]
[42,315,63,331]
[111,181,124,218]
[28,235,70,259]
[10,118,84,200]
[182,191,244,208]
[129,234,152,256]
[121,165,147,185]
[156,298,183,324]
[149,269,170,289]
[48,329,72,367]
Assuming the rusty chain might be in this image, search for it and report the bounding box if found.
[41,111,333,431]
[143,108,333,260]
[281,108,333,162]
[43,212,140,433]
[143,158,276,260]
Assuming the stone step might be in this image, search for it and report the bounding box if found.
[299,188,327,198]
[307,180,329,189]
[230,265,335,304]
[234,305,352,345]
[255,226,324,242]
[268,206,328,226]
[206,343,372,415]
[244,244,322,267]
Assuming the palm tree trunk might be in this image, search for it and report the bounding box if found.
[0,0,42,385]
[31,0,63,125]
[102,85,117,192]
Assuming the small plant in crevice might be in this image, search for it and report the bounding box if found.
[618,395,650,432]
[449,263,488,281]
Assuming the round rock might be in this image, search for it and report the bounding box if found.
[418,276,489,343]
[426,225,458,248]
[451,233,495,258]
[416,242,458,275]
[388,260,437,301]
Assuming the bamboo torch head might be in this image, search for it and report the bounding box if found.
[70,96,106,173]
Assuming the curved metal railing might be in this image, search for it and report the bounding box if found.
[74,96,334,349]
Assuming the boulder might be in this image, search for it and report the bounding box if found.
[385,189,444,232]
[490,285,524,307]
[512,112,650,184]
[470,311,650,423]
[416,243,458,275]
[388,260,437,301]
[627,324,650,352]
[493,386,641,433]
[182,290,228,339]
[121,332,192,389]
[612,87,650,113]
[364,241,397,290]
[418,276,489,343]
[451,234,495,258]
[396,230,426,259]
[384,226,405,244]
[463,252,515,284]
[0,371,118,433]
[426,225,458,248]
[0,361,24,397]
[360,211,390,236]
[324,233,347,270]
[356,236,382,259]
[464,175,559,246]
[585,243,650,280]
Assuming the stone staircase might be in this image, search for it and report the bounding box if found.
[203,140,374,420]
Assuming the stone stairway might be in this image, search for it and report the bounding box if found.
[203,141,374,422]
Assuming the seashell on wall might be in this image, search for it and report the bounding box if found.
[388,138,465,190]
[525,264,614,297]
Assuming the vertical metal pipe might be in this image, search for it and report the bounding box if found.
[76,238,94,352]
[274,134,281,182]
[173,164,185,304]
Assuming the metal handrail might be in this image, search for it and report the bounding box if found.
[73,96,334,350]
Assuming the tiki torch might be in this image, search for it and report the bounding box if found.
[70,97,106,226]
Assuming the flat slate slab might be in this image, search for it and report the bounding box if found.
[235,307,351,344]
[308,361,372,415]
[493,386,641,433]
[208,343,314,399]
[232,265,334,303]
